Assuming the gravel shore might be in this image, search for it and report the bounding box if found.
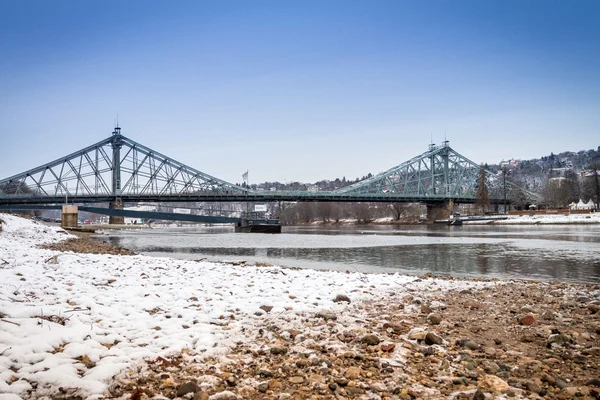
[45,229,600,400]
[107,278,600,400]
[1,216,599,400]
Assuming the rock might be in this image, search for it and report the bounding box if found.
[345,386,365,395]
[259,369,273,378]
[257,382,268,393]
[422,346,435,356]
[424,332,443,345]
[360,334,381,346]
[456,338,480,350]
[542,310,558,320]
[315,310,337,320]
[586,378,600,387]
[547,334,570,347]
[589,304,600,314]
[520,334,536,343]
[541,374,556,386]
[328,382,337,391]
[333,294,351,303]
[177,381,199,396]
[519,313,536,325]
[345,367,361,379]
[526,380,543,394]
[430,300,447,310]
[452,377,468,386]
[482,361,500,374]
[380,342,395,352]
[408,327,428,341]
[270,346,288,355]
[464,301,481,309]
[259,305,273,313]
[208,391,238,400]
[289,376,304,384]
[335,378,349,386]
[555,377,570,389]
[268,379,281,390]
[564,387,581,396]
[427,313,442,325]
[473,389,486,400]
[578,296,591,303]
[194,393,209,400]
[478,374,510,393]
[583,347,600,356]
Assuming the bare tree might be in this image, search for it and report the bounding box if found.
[352,203,372,223]
[581,160,600,209]
[475,165,490,214]
[389,203,407,220]
[542,178,570,209]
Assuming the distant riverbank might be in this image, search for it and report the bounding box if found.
[288,212,600,226]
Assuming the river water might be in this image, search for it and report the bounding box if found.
[96,224,600,283]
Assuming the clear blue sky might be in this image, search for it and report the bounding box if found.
[1,0,599,184]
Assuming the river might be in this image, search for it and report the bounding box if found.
[95,224,600,283]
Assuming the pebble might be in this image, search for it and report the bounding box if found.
[586,378,600,387]
[427,313,442,325]
[333,294,351,303]
[315,310,337,320]
[345,366,361,379]
[547,333,570,347]
[456,338,480,350]
[424,332,443,345]
[519,313,536,325]
[270,345,288,355]
[208,391,238,400]
[360,334,381,345]
[289,376,304,384]
[257,382,268,393]
[177,381,199,396]
[478,374,510,393]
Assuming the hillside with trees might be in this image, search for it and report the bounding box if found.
[243,146,600,224]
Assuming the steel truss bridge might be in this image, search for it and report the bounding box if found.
[0,127,539,217]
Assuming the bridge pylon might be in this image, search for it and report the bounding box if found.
[109,126,125,223]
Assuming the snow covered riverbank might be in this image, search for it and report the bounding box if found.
[464,213,600,225]
[0,214,493,399]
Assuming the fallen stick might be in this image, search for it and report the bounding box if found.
[1,319,20,326]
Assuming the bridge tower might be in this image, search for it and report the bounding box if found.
[109,126,125,224]
[425,140,455,220]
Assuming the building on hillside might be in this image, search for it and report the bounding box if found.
[548,177,567,186]
[499,159,519,169]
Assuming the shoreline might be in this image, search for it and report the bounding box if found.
[287,213,600,226]
[1,214,599,399]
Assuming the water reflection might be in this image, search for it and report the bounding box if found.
[95,224,600,283]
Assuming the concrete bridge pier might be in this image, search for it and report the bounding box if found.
[61,205,78,228]
[426,200,456,222]
[109,198,125,224]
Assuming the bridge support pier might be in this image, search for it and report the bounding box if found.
[109,198,125,225]
[426,200,455,222]
[61,205,78,228]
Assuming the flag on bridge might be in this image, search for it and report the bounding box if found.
[242,170,248,183]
